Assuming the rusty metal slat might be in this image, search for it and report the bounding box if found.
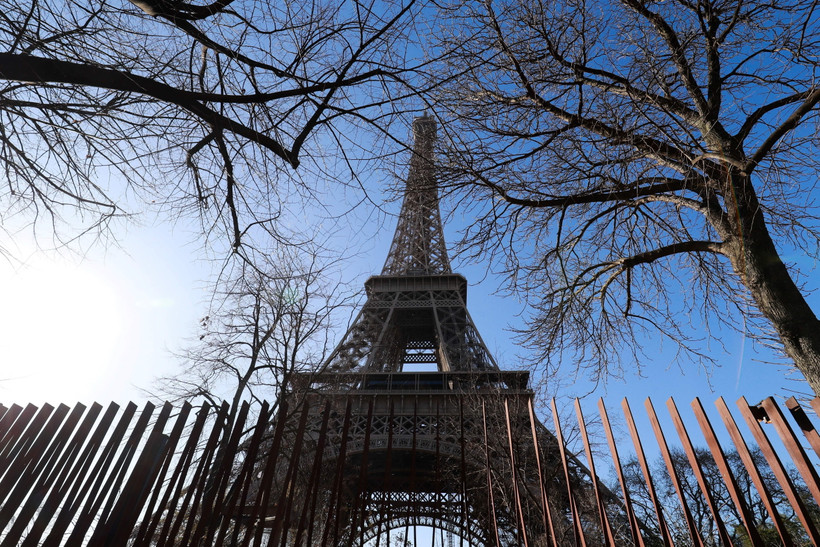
[18,402,104,547]
[666,397,734,546]
[714,397,794,546]
[0,405,8,440]
[132,401,194,545]
[550,398,587,547]
[434,399,443,547]
[180,401,242,545]
[65,401,153,544]
[0,403,27,456]
[3,402,89,543]
[622,398,673,546]
[318,399,352,546]
[785,397,820,458]
[482,400,501,547]
[598,398,645,547]
[216,401,273,545]
[176,401,232,546]
[239,401,290,547]
[349,399,375,547]
[95,402,174,545]
[177,402,229,543]
[88,401,157,528]
[45,403,110,498]
[267,401,311,547]
[504,398,529,547]
[261,401,303,545]
[736,396,820,543]
[44,402,137,546]
[21,403,85,481]
[810,397,820,421]
[574,399,615,547]
[759,397,820,508]
[406,399,419,547]
[373,400,395,547]
[197,401,251,545]
[153,402,214,546]
[31,403,95,490]
[330,400,354,547]
[459,398,475,547]
[306,402,332,546]
[528,399,557,547]
[12,394,820,545]
[95,402,173,545]
[279,401,315,546]
[691,397,764,546]
[0,405,47,468]
[0,404,37,467]
[184,402,238,545]
[110,433,169,544]
[277,403,311,547]
[0,403,69,536]
[221,403,272,545]
[0,403,60,503]
[644,398,705,547]
[216,402,272,546]
[293,400,331,547]
[40,401,121,546]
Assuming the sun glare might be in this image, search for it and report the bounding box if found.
[0,257,125,404]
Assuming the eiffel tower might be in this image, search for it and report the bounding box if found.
[322,115,496,377]
[270,116,624,546]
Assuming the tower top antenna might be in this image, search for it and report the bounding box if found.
[381,115,450,275]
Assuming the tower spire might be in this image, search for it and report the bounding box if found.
[381,115,451,275]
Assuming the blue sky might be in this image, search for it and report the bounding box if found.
[0,165,810,410]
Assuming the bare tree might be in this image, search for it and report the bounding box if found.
[423,0,820,393]
[0,0,418,256]
[149,245,353,424]
[133,244,356,543]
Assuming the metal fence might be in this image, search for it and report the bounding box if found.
[0,395,818,546]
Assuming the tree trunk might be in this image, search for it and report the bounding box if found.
[727,175,820,395]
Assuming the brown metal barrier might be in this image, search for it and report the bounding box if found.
[0,396,817,545]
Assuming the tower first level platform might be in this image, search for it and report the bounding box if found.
[323,273,499,375]
[279,370,563,546]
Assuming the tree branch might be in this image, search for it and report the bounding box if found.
[621,0,710,117]
[736,88,818,143]
[478,174,692,208]
[620,240,726,269]
[746,87,820,175]
[541,35,701,126]
[0,53,298,166]
[480,9,723,180]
